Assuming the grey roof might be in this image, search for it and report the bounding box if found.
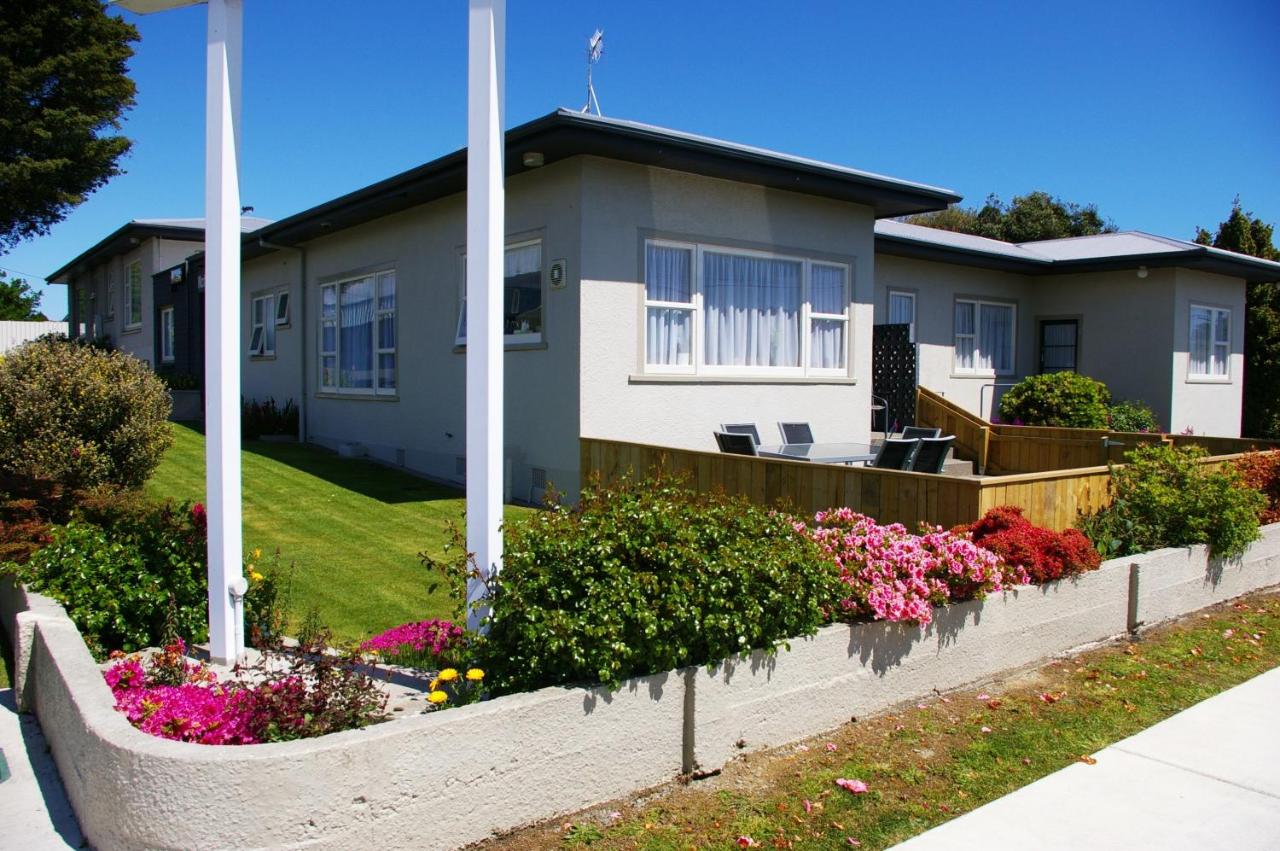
[47,217,274,283]
[875,221,1280,283]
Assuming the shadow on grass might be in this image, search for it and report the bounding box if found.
[241,439,464,506]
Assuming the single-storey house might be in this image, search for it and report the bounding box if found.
[51,110,1280,499]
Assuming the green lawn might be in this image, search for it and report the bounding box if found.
[147,423,533,643]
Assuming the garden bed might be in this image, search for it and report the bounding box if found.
[2,525,1278,851]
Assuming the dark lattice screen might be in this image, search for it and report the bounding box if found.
[872,323,917,432]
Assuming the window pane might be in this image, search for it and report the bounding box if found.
[1190,307,1211,375]
[378,273,396,310]
[810,264,846,315]
[249,326,263,354]
[955,336,975,370]
[703,252,801,367]
[379,314,395,350]
[321,355,336,388]
[810,318,845,369]
[321,285,337,319]
[1214,343,1229,376]
[379,353,396,389]
[980,303,1013,373]
[1214,310,1229,345]
[253,298,264,325]
[321,320,336,354]
[954,301,975,335]
[505,244,541,336]
[339,277,374,388]
[276,292,290,324]
[646,307,692,366]
[646,244,693,304]
[889,293,914,326]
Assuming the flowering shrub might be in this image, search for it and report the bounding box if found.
[0,497,52,565]
[360,619,466,670]
[1233,451,1280,525]
[243,546,291,648]
[965,506,1101,583]
[800,508,1020,627]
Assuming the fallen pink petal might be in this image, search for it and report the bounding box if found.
[835,778,868,794]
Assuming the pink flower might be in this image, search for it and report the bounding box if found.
[835,778,868,794]
[981,726,992,734]
[737,836,759,847]
[825,742,838,752]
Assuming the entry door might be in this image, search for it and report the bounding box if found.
[1039,319,1078,373]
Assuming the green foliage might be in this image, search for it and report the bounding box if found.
[0,336,172,488]
[998,372,1111,428]
[0,272,44,320]
[1078,444,1264,560]
[1107,400,1160,433]
[905,191,1116,243]
[474,472,843,692]
[0,0,138,250]
[12,491,208,658]
[242,397,298,439]
[159,372,199,391]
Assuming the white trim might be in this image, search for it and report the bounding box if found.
[952,297,1016,376]
[249,292,275,357]
[1188,303,1231,380]
[318,268,397,396]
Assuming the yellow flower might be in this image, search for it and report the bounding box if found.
[437,668,460,683]
[249,570,264,583]
[427,690,448,705]
[465,668,484,682]
[253,548,262,560]
[429,678,440,691]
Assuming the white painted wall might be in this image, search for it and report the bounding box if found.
[241,250,303,404]
[579,158,876,452]
[1170,268,1246,437]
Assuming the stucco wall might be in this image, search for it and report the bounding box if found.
[241,251,305,406]
[1170,268,1246,437]
[579,157,876,452]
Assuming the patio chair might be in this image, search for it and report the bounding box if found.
[720,423,762,446]
[778,422,815,445]
[910,436,956,474]
[900,426,942,441]
[870,437,920,470]
[714,431,758,457]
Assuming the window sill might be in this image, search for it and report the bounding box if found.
[314,391,399,402]
[1185,376,1233,385]
[121,325,142,335]
[453,341,548,353]
[628,374,856,386]
[249,354,276,362]
[949,372,1013,380]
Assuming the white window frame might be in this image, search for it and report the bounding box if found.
[249,293,275,357]
[160,306,175,363]
[125,260,143,329]
[319,269,397,396]
[953,298,1017,376]
[455,238,545,347]
[1188,304,1231,380]
[642,238,851,378]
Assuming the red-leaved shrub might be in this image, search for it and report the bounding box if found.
[966,506,1101,583]
[1234,451,1280,525]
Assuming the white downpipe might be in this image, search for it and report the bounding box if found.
[465,0,505,632]
[204,0,244,664]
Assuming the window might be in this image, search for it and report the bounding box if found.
[1039,319,1078,373]
[105,279,116,320]
[249,293,276,356]
[954,299,1015,375]
[888,290,916,342]
[160,307,175,363]
[275,291,291,326]
[320,270,396,394]
[643,239,850,376]
[455,241,543,345]
[1189,305,1230,378]
[126,261,143,327]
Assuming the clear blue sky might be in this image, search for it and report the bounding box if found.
[7,0,1279,319]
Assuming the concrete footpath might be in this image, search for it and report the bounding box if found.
[0,689,83,849]
[894,666,1280,850]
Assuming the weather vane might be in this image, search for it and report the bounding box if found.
[581,29,604,116]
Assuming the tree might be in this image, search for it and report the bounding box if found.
[1196,198,1280,439]
[905,191,1117,243]
[0,272,45,320]
[0,0,138,251]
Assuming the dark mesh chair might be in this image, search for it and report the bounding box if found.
[900,426,942,441]
[910,436,956,474]
[714,431,759,456]
[720,423,761,446]
[778,422,815,445]
[871,437,920,470]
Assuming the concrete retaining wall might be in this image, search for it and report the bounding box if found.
[1,525,1277,850]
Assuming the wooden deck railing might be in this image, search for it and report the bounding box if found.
[916,386,991,472]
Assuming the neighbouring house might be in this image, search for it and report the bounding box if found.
[0,320,69,353]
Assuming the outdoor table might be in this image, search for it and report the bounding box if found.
[756,442,878,464]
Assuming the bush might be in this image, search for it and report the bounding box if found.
[966,506,1101,583]
[0,497,52,565]
[801,508,1018,625]
[359,619,467,670]
[13,493,208,657]
[0,336,173,488]
[1078,444,1265,559]
[1107,400,1160,433]
[473,472,843,692]
[1234,451,1280,525]
[998,372,1111,429]
[242,397,298,440]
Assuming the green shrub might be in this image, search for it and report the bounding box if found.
[242,397,298,440]
[472,472,842,692]
[998,372,1111,428]
[11,491,208,658]
[0,336,172,488]
[1107,400,1160,433]
[1078,444,1264,559]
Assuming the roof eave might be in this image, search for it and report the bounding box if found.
[874,233,1049,273]
[47,223,206,284]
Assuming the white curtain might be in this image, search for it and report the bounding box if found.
[889,292,914,325]
[810,263,846,369]
[954,302,975,369]
[1214,309,1229,375]
[1190,306,1218,375]
[703,252,801,367]
[645,245,693,365]
[980,303,1013,372]
[340,277,374,388]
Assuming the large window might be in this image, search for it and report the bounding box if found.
[456,241,543,345]
[160,307,175,363]
[126,261,143,328]
[643,239,849,376]
[1189,304,1230,378]
[320,270,396,394]
[954,298,1015,375]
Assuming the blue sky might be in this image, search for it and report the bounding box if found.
[7,0,1279,319]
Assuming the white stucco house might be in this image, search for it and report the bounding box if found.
[51,110,1280,498]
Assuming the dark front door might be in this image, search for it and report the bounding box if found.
[1039,319,1078,373]
[872,323,917,432]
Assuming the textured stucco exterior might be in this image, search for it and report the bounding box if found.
[1170,268,1247,437]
